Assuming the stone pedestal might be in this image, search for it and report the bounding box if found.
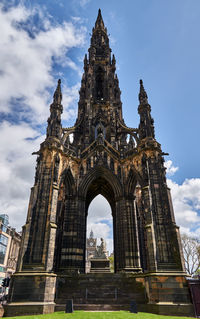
[4,272,56,317]
[90,258,110,273]
[143,272,195,316]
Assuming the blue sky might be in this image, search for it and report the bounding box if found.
[0,0,200,253]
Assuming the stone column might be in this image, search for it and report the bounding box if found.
[114,198,142,272]
[46,184,59,271]
[141,185,157,272]
[58,198,86,273]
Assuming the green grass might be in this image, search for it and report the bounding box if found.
[5,311,195,319]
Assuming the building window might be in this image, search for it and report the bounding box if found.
[0,235,8,265]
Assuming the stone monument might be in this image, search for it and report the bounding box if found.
[90,238,110,273]
[4,9,194,317]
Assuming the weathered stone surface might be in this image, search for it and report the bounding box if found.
[4,303,55,317]
[55,273,147,307]
[90,258,110,273]
[4,273,56,316]
[0,304,4,317]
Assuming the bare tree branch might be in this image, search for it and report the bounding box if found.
[181,234,200,276]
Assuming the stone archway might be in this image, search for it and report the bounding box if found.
[84,172,117,273]
[86,194,112,273]
[54,165,142,274]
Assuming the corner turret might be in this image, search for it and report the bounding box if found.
[138,79,155,140]
[46,79,63,140]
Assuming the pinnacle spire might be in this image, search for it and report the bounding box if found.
[94,8,106,32]
[53,79,62,104]
[90,229,94,238]
[138,79,155,139]
[89,9,110,63]
[112,54,116,65]
[47,79,63,139]
[139,79,148,105]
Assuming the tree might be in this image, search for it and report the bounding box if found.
[181,234,200,276]
[109,255,114,273]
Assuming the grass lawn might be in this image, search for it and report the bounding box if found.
[5,311,195,319]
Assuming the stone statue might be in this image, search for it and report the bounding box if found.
[95,238,108,259]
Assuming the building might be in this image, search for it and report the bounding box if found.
[5,10,194,317]
[0,215,21,284]
[0,215,10,283]
[86,230,97,273]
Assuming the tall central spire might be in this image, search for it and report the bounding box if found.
[89,9,110,63]
[94,9,106,31]
[71,9,123,151]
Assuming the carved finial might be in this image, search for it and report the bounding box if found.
[97,8,102,21]
[53,79,62,104]
[84,54,88,70]
[139,79,148,105]
[95,8,105,30]
[112,54,116,65]
[47,79,63,139]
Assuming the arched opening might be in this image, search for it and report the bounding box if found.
[84,173,116,273]
[86,195,113,273]
[95,67,104,101]
[55,166,142,274]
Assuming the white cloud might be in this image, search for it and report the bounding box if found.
[0,121,44,230]
[87,195,112,223]
[165,160,179,176]
[62,83,80,121]
[167,178,200,234]
[87,195,113,254]
[0,3,85,123]
[0,2,87,231]
[79,0,91,7]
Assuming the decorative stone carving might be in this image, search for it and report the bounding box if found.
[95,238,108,259]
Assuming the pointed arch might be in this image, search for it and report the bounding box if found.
[79,166,123,211]
[59,167,76,196]
[126,167,143,196]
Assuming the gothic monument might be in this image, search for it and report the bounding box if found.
[5,10,194,316]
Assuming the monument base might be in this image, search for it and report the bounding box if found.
[4,272,56,317]
[90,258,110,273]
[142,303,194,317]
[4,302,55,317]
[55,272,194,317]
[143,272,194,316]
[4,271,194,317]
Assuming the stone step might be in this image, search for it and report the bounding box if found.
[56,288,144,298]
[56,296,144,304]
[55,304,131,311]
[55,274,147,307]
[56,290,144,298]
[59,283,144,290]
